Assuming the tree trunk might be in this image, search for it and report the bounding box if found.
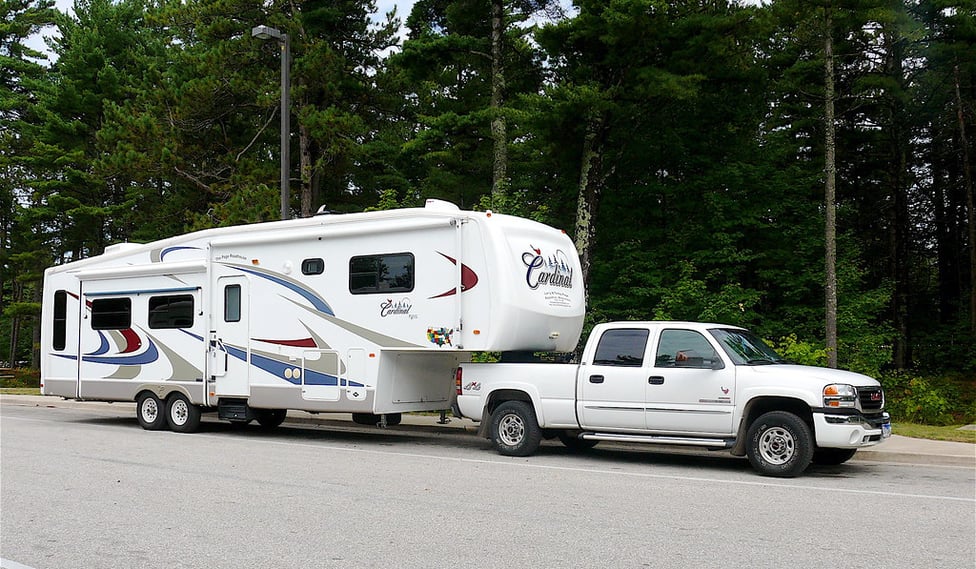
[885,28,912,369]
[300,119,314,218]
[574,112,608,293]
[824,9,838,369]
[489,0,508,205]
[954,65,976,333]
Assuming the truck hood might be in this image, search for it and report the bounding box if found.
[738,364,881,388]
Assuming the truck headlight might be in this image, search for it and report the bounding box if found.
[824,384,857,408]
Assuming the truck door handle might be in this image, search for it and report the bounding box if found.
[589,375,605,384]
[648,376,665,385]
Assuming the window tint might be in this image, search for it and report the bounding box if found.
[53,290,67,350]
[91,298,131,330]
[592,329,649,367]
[302,258,324,275]
[224,284,241,322]
[349,253,414,294]
[655,329,720,368]
[149,294,194,329]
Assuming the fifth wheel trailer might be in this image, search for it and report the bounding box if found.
[40,200,585,432]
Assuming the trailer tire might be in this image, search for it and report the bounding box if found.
[746,411,814,477]
[812,447,857,466]
[490,401,542,457]
[255,409,287,429]
[136,392,167,431]
[166,393,202,433]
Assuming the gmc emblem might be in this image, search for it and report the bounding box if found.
[870,392,882,401]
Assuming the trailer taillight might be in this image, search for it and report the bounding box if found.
[455,367,463,395]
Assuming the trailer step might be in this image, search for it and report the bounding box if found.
[218,398,253,422]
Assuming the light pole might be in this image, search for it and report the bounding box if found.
[251,24,290,221]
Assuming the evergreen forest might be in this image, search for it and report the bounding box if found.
[2,0,974,411]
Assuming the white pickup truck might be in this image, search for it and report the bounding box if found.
[455,321,891,477]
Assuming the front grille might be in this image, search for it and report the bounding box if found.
[858,387,885,410]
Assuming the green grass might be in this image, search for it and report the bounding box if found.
[0,388,41,395]
[892,423,976,444]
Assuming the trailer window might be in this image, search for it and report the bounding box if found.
[349,253,414,294]
[302,258,325,275]
[224,285,241,322]
[53,290,67,350]
[149,294,194,329]
[91,298,131,330]
[592,329,649,367]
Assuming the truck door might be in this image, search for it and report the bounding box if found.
[212,275,250,399]
[577,328,651,431]
[644,328,736,435]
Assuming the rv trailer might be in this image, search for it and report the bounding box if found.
[40,200,585,432]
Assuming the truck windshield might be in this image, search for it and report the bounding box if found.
[709,328,787,365]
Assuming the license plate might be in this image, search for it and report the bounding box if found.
[882,421,892,438]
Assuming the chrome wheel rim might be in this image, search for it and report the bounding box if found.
[141,398,159,423]
[758,426,795,465]
[498,413,525,447]
[170,399,188,426]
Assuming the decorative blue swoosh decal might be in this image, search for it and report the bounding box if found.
[228,264,335,316]
[223,344,361,387]
[161,246,200,261]
[86,331,110,356]
[82,337,159,365]
[179,330,205,342]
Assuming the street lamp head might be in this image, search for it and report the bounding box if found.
[251,25,282,41]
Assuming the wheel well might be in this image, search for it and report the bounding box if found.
[731,397,814,456]
[477,390,534,438]
[485,389,533,416]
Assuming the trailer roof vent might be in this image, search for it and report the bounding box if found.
[104,242,142,255]
[315,205,337,216]
[424,199,460,212]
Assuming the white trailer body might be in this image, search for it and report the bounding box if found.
[40,200,585,429]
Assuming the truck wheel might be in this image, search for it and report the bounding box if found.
[136,392,167,431]
[558,432,599,451]
[812,448,857,466]
[746,411,814,477]
[255,409,287,429]
[490,401,542,457]
[166,393,202,433]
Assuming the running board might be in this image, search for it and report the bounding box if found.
[580,432,734,448]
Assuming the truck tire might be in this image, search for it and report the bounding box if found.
[255,409,287,429]
[557,432,599,451]
[136,392,167,431]
[746,411,814,477]
[490,401,542,457]
[812,447,857,466]
[166,393,202,433]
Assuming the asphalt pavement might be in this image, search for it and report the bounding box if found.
[2,393,974,467]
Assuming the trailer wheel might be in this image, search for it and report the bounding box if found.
[166,393,202,433]
[255,409,287,429]
[136,392,167,431]
[490,401,542,457]
[746,411,814,477]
